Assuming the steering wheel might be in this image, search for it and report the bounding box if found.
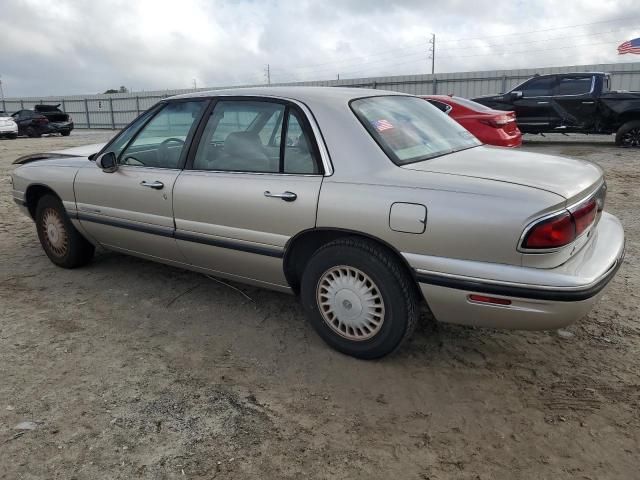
[157,137,185,167]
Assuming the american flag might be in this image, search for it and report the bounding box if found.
[372,119,394,132]
[618,38,640,55]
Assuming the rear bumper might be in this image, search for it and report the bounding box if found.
[409,212,625,330]
[479,128,522,148]
[0,124,18,135]
[48,122,74,133]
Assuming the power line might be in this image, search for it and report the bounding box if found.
[271,38,627,84]
[437,15,640,44]
[437,27,633,52]
[276,15,640,74]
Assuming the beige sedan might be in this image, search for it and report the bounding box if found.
[11,87,625,358]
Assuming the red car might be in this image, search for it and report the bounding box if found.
[422,95,522,147]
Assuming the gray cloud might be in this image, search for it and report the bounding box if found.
[0,0,638,97]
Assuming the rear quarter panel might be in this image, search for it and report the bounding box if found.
[316,173,563,267]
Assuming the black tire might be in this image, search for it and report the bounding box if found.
[26,127,41,138]
[61,131,71,137]
[35,194,94,268]
[300,237,419,359]
[615,120,640,147]
[8,133,17,140]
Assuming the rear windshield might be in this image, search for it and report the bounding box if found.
[450,96,493,112]
[351,96,480,165]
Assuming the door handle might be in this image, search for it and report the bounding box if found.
[264,191,297,202]
[140,180,164,190]
[581,101,595,104]
[536,101,550,104]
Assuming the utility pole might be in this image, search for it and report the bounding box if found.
[0,75,5,108]
[428,33,436,75]
[264,64,271,85]
[192,78,197,90]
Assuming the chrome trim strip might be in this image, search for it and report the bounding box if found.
[414,246,623,302]
[75,212,284,258]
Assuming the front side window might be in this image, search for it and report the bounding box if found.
[192,100,319,174]
[351,96,480,165]
[519,77,556,97]
[555,77,593,96]
[119,101,205,169]
[99,107,159,159]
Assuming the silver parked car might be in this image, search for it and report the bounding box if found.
[10,87,625,359]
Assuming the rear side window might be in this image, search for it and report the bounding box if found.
[192,100,320,174]
[519,77,556,97]
[427,100,452,114]
[351,96,480,165]
[555,77,593,96]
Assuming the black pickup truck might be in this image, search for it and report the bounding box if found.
[473,72,640,147]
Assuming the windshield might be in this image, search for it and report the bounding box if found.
[351,96,480,165]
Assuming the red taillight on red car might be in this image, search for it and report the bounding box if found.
[571,198,597,236]
[521,197,599,250]
[479,115,514,128]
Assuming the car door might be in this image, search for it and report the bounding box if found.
[74,100,208,262]
[173,98,324,288]
[511,76,559,131]
[551,75,598,130]
[13,110,30,134]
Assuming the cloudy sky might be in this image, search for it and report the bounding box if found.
[1,0,639,97]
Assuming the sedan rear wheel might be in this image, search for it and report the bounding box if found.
[301,237,419,359]
[35,194,95,268]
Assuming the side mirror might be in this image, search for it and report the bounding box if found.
[510,91,523,100]
[95,151,118,173]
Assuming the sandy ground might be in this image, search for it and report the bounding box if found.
[1,131,638,479]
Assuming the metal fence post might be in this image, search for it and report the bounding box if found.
[1,98,5,112]
[432,76,437,94]
[84,98,90,129]
[109,97,115,129]
[20,99,24,109]
[61,98,66,113]
[135,96,140,116]
[501,75,508,93]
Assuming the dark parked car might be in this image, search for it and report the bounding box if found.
[34,104,74,136]
[473,72,640,147]
[11,110,50,137]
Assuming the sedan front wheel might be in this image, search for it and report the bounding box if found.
[35,194,95,268]
[300,238,419,359]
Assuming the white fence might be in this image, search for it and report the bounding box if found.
[3,62,639,129]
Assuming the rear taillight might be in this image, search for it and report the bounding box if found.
[570,198,597,237]
[479,115,514,128]
[521,197,599,250]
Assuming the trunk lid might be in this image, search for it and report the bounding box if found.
[401,145,602,200]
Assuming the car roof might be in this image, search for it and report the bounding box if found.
[169,86,409,105]
[528,71,609,79]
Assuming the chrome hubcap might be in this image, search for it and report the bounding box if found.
[42,208,68,256]
[316,266,385,341]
